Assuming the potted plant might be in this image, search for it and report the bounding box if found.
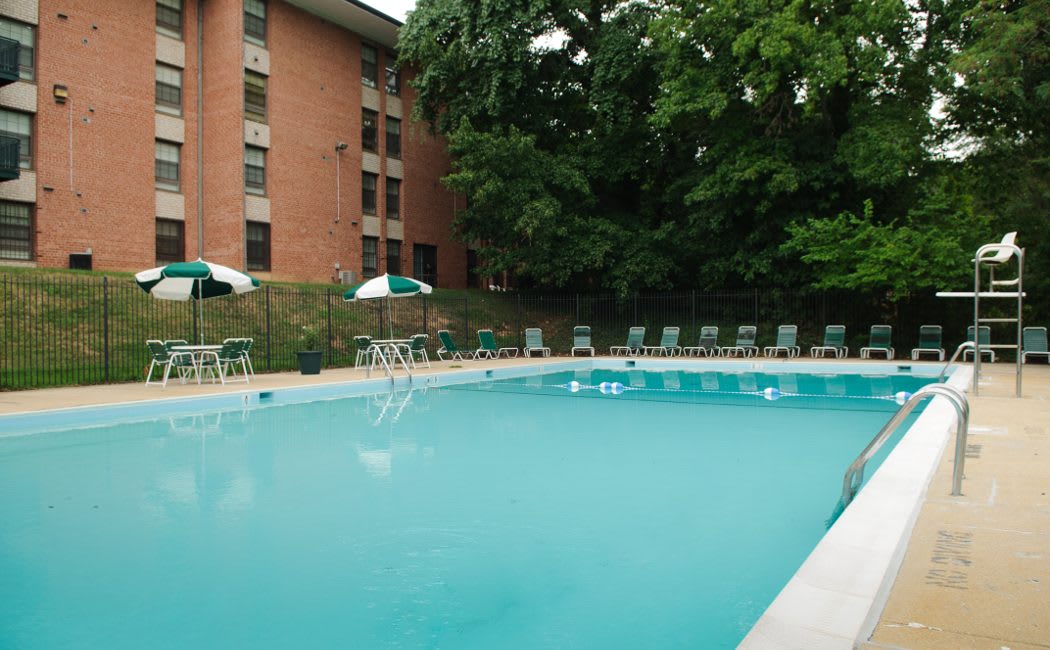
[295,325,323,375]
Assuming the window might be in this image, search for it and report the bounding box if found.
[244,70,267,123]
[361,43,377,88]
[0,110,31,170]
[362,172,377,215]
[386,117,401,158]
[0,200,32,261]
[155,219,184,264]
[362,109,378,152]
[155,63,182,114]
[246,221,270,271]
[362,236,378,278]
[386,239,401,275]
[245,146,265,195]
[156,0,182,38]
[386,177,400,220]
[155,140,180,191]
[385,52,400,96]
[0,18,35,80]
[244,0,266,46]
[413,244,437,286]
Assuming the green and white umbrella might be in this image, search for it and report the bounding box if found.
[343,273,432,338]
[135,258,261,344]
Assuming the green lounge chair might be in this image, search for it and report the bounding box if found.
[610,326,645,356]
[398,333,430,368]
[477,329,519,359]
[1022,327,1049,364]
[962,325,996,362]
[218,338,251,383]
[353,335,374,368]
[436,329,469,361]
[683,326,720,357]
[721,326,758,358]
[145,339,196,387]
[524,328,551,358]
[240,337,255,376]
[860,325,894,359]
[763,325,800,358]
[571,326,594,356]
[911,325,945,361]
[644,326,681,356]
[810,325,847,358]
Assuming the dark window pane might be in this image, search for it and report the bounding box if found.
[413,243,437,287]
[362,172,377,215]
[244,0,266,44]
[245,146,265,194]
[244,71,267,123]
[362,236,378,278]
[0,200,31,260]
[362,109,378,152]
[0,109,32,169]
[156,0,182,37]
[386,117,400,158]
[361,43,377,88]
[0,19,35,80]
[246,222,270,271]
[385,177,400,220]
[385,53,400,96]
[386,239,401,275]
[155,140,180,190]
[155,219,184,264]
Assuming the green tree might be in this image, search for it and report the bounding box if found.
[400,0,685,293]
[650,0,965,288]
[946,0,1050,318]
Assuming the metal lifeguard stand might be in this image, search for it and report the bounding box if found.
[936,233,1025,397]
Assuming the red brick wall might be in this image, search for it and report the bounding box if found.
[268,2,361,283]
[34,0,159,271]
[397,66,466,289]
[200,0,244,269]
[19,0,466,287]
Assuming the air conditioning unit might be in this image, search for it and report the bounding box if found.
[339,270,358,285]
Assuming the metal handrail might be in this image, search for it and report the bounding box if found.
[938,341,975,381]
[841,384,969,507]
[365,342,413,385]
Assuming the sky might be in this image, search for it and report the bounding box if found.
[369,0,416,22]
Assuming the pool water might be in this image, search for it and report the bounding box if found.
[0,369,933,649]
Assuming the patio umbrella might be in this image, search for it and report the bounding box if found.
[343,273,432,339]
[135,258,261,344]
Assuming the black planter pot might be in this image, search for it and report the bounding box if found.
[295,350,323,375]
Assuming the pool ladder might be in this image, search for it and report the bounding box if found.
[365,345,413,386]
[841,384,969,508]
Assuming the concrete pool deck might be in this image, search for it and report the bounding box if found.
[1,356,1047,648]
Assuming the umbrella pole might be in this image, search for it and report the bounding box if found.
[198,278,204,345]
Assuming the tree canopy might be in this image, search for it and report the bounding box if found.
[399,0,1046,312]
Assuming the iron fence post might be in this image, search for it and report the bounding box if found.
[326,289,333,365]
[265,285,272,370]
[517,294,522,347]
[576,293,580,324]
[103,276,110,383]
[464,296,469,346]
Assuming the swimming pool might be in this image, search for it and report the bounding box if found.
[0,362,951,648]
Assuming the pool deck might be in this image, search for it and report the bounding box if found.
[2,356,1047,648]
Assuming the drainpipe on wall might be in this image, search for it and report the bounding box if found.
[196,0,205,258]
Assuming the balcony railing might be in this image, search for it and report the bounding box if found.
[0,36,19,87]
[0,135,20,181]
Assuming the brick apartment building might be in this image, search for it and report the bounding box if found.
[0,0,469,288]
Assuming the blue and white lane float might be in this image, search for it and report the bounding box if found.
[559,381,914,403]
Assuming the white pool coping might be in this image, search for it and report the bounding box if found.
[0,357,969,649]
[740,364,972,649]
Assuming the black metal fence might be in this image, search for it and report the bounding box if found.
[1,274,991,390]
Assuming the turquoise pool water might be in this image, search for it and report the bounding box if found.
[0,368,933,649]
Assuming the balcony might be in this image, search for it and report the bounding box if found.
[0,36,18,87]
[0,135,20,182]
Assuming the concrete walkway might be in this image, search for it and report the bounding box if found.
[2,357,1047,648]
[864,361,1050,649]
